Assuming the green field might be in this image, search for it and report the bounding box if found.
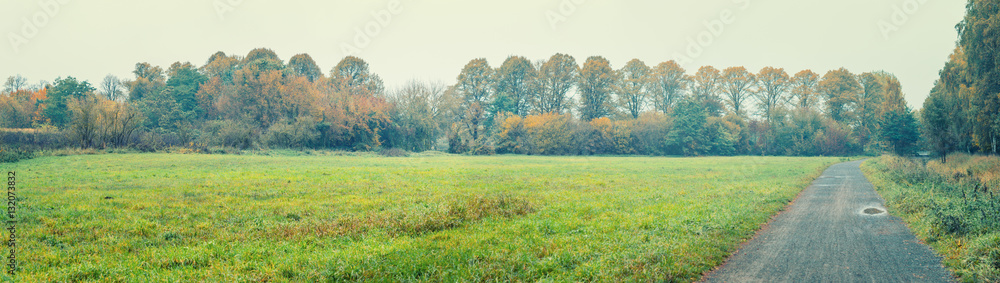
[3,153,839,282]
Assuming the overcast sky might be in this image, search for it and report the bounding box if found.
[1,0,966,108]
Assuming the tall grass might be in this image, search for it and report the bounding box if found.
[863,154,1000,282]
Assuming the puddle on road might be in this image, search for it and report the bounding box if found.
[863,208,884,215]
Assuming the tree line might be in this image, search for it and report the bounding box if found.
[922,0,1000,160]
[1,48,920,156]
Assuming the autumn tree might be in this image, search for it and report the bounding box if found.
[0,88,47,128]
[854,72,885,146]
[924,47,976,158]
[243,48,282,66]
[957,0,1000,153]
[721,66,756,116]
[493,55,537,116]
[318,56,392,150]
[201,51,240,82]
[649,61,688,114]
[578,56,615,121]
[755,67,790,122]
[454,58,495,150]
[615,59,651,119]
[288,53,323,82]
[819,68,861,123]
[690,66,725,116]
[535,53,578,114]
[231,59,285,127]
[457,58,494,105]
[330,56,384,96]
[66,94,102,148]
[790,70,820,111]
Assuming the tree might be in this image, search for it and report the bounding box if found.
[45,77,96,127]
[615,59,651,119]
[755,67,790,122]
[386,81,440,151]
[535,53,578,114]
[855,72,886,146]
[231,61,285,128]
[330,56,383,96]
[201,51,240,82]
[649,61,688,114]
[3,75,28,93]
[137,85,193,133]
[166,62,208,114]
[922,83,958,160]
[0,88,47,128]
[100,74,126,102]
[668,98,709,156]
[879,75,906,118]
[690,66,725,116]
[493,56,537,116]
[721,66,756,116]
[578,56,616,121]
[288,53,323,82]
[124,62,166,101]
[957,0,1000,154]
[928,47,976,154]
[243,48,282,65]
[522,113,575,155]
[99,100,143,148]
[790,70,820,111]
[819,68,861,123]
[66,94,102,148]
[456,58,495,105]
[881,105,920,156]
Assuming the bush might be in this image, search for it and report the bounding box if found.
[201,120,257,150]
[379,148,409,157]
[264,117,319,149]
[523,113,576,155]
[864,155,1000,282]
[0,129,67,149]
[964,233,1000,281]
[0,145,35,163]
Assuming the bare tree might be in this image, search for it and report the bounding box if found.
[100,74,127,102]
[100,102,143,147]
[3,75,28,93]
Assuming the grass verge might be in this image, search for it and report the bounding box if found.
[862,154,1000,282]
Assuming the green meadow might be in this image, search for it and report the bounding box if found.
[3,153,840,282]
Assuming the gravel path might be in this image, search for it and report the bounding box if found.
[702,160,953,282]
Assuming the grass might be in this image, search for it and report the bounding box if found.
[3,153,839,282]
[862,154,1000,282]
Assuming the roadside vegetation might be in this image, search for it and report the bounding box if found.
[5,154,838,282]
[862,154,1000,282]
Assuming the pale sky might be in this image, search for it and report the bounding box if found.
[1,0,967,109]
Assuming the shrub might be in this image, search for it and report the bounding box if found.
[0,145,35,163]
[264,117,319,149]
[523,113,576,155]
[201,120,257,150]
[378,148,409,157]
